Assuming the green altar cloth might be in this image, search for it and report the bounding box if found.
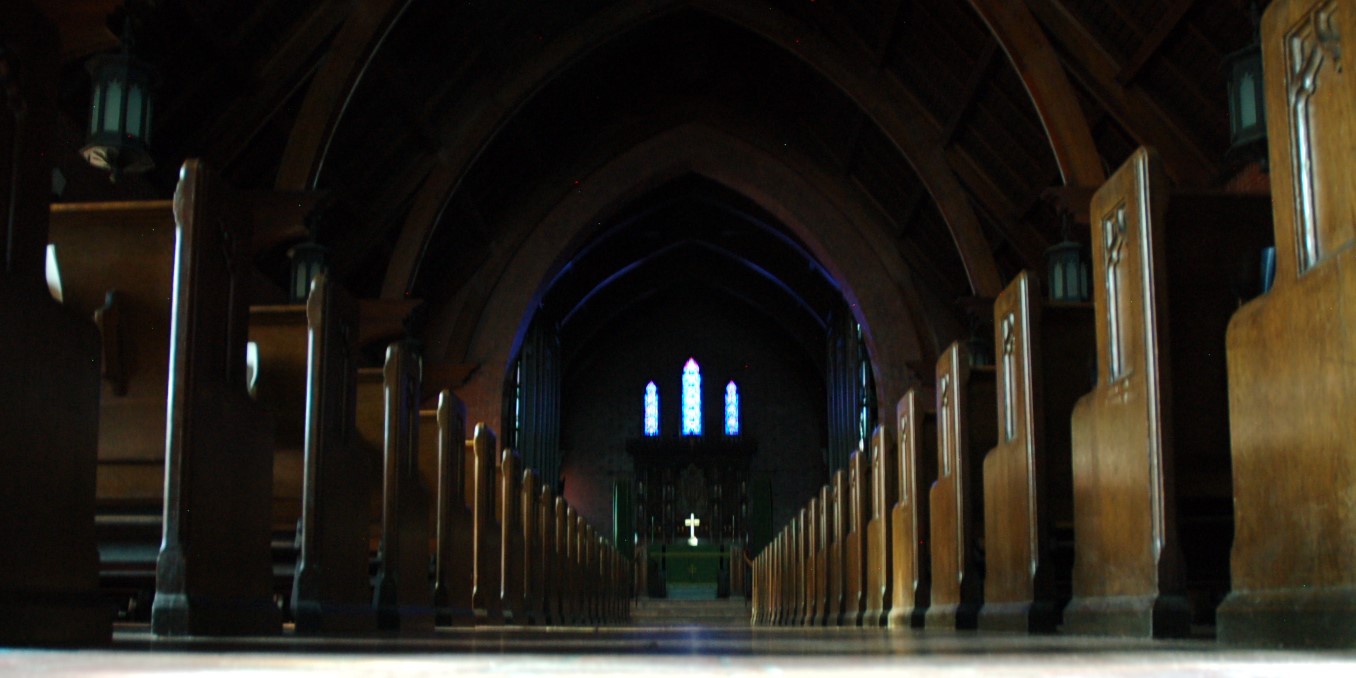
[649,542,724,584]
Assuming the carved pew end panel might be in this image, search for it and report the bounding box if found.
[889,388,936,630]
[925,343,996,632]
[980,271,1092,634]
[1219,0,1356,649]
[1066,147,1269,639]
[151,162,281,637]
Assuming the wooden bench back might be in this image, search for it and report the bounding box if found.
[864,425,894,627]
[153,160,280,636]
[889,387,936,628]
[926,342,995,630]
[290,273,373,633]
[981,270,1092,632]
[49,201,175,506]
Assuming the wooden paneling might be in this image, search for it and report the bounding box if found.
[1219,0,1356,648]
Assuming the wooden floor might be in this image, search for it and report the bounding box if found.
[6,607,1356,677]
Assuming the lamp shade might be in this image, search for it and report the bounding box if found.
[288,243,328,303]
[81,51,155,181]
[1046,239,1089,302]
[1225,42,1266,155]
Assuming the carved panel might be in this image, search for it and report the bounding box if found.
[1284,1,1349,271]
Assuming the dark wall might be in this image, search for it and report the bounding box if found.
[559,285,828,541]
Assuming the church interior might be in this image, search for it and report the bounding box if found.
[4,0,1356,673]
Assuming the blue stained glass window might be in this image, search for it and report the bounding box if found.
[681,358,702,436]
[724,381,740,436]
[643,382,659,437]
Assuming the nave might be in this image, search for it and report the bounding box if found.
[5,0,1356,669]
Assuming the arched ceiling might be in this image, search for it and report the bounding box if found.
[42,0,1266,429]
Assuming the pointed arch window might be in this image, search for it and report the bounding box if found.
[643,382,660,437]
[724,381,740,436]
[681,358,702,436]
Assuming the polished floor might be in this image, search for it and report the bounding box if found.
[5,609,1356,676]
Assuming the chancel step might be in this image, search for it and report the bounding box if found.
[631,598,752,627]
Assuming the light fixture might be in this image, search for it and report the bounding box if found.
[1225,2,1266,163]
[81,16,155,182]
[287,242,327,304]
[1045,214,1089,302]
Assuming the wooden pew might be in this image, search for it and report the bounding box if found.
[889,387,936,628]
[367,341,433,632]
[252,295,424,537]
[499,450,526,623]
[471,424,503,624]
[981,271,1093,633]
[289,272,375,633]
[864,425,895,627]
[522,470,543,625]
[926,342,997,630]
[46,200,172,621]
[814,484,831,625]
[802,496,819,626]
[48,201,174,517]
[556,499,573,624]
[791,509,797,623]
[592,533,606,623]
[794,507,809,625]
[247,305,309,535]
[1066,147,1270,638]
[779,516,792,625]
[426,392,474,627]
[1219,0,1356,648]
[575,514,590,624]
[566,506,583,624]
[150,161,281,636]
[0,4,109,643]
[591,529,604,623]
[828,470,848,625]
[536,485,557,625]
[844,448,871,626]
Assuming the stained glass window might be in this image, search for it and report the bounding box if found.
[643,382,659,437]
[681,358,702,436]
[724,381,740,436]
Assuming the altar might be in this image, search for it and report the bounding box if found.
[627,436,755,598]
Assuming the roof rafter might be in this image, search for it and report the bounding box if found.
[1022,0,1217,186]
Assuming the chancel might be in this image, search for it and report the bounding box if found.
[4,0,1356,673]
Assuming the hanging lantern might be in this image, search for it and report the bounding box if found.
[1046,216,1089,302]
[1225,3,1266,161]
[81,19,155,182]
[288,242,327,303]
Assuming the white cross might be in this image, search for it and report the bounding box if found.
[684,513,701,546]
